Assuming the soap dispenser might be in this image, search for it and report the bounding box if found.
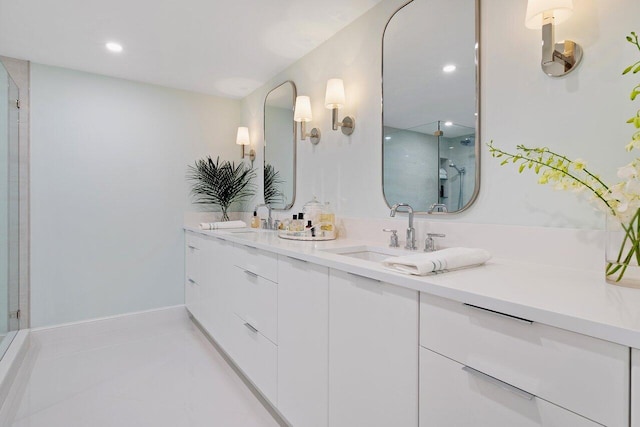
[250,211,260,228]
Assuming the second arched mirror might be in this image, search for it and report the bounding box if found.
[264,81,296,210]
[382,0,480,214]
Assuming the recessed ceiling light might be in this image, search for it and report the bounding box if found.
[106,42,123,53]
[442,64,456,73]
[444,121,453,126]
[385,136,391,140]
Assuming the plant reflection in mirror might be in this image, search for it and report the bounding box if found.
[187,156,256,221]
[488,32,640,285]
[264,163,285,206]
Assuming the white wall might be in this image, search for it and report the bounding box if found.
[241,0,640,230]
[30,64,241,327]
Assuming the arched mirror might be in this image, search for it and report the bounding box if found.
[264,81,296,210]
[382,0,479,214]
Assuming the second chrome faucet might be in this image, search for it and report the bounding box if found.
[389,203,416,250]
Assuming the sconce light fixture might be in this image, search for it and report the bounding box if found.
[294,95,321,145]
[324,78,355,135]
[236,126,255,163]
[525,0,582,77]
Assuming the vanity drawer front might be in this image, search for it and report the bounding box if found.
[420,294,629,427]
[234,243,278,283]
[420,347,600,427]
[185,232,202,285]
[232,266,278,345]
[230,313,278,405]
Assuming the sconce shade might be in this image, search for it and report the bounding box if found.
[294,96,313,122]
[325,78,346,109]
[525,0,573,29]
[236,126,250,146]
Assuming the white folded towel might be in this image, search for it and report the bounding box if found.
[199,220,247,230]
[383,247,491,276]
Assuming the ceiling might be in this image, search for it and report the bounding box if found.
[0,0,382,98]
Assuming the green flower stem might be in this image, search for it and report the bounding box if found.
[518,145,611,192]
[606,209,640,282]
[488,143,615,215]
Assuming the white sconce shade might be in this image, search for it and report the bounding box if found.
[325,78,346,109]
[294,95,321,144]
[294,96,313,122]
[525,0,573,29]
[236,126,250,146]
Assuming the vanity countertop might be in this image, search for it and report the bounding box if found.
[185,226,640,349]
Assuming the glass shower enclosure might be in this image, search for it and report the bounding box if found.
[0,62,20,359]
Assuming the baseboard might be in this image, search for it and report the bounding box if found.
[31,305,187,333]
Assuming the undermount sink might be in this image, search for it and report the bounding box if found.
[322,245,412,263]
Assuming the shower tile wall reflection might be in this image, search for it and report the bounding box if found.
[383,123,475,213]
[384,126,438,212]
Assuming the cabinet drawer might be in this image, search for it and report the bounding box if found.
[230,314,278,405]
[420,347,600,427]
[232,266,278,344]
[420,294,629,427]
[185,233,202,285]
[234,243,278,283]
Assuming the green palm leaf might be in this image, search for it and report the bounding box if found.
[187,156,257,221]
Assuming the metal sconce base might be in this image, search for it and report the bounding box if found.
[542,40,583,77]
[340,116,355,135]
[309,128,321,145]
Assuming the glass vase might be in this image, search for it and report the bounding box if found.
[605,208,640,288]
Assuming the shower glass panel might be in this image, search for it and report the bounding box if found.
[0,62,20,360]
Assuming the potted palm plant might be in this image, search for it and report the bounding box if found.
[187,156,256,221]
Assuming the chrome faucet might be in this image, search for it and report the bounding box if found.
[428,203,448,213]
[255,203,273,229]
[390,203,416,250]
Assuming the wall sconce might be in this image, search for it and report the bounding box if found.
[236,126,255,163]
[525,0,582,77]
[294,95,321,145]
[324,78,355,135]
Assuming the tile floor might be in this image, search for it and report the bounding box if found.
[6,307,280,427]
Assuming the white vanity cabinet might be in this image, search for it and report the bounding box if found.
[419,294,630,427]
[277,255,329,427]
[198,236,236,352]
[184,232,204,319]
[227,242,279,404]
[328,269,419,427]
[420,347,601,427]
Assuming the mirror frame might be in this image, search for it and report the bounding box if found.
[381,0,481,215]
[263,80,297,211]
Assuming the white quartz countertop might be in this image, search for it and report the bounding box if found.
[185,226,640,349]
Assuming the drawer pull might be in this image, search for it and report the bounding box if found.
[462,366,534,401]
[347,272,381,283]
[244,270,259,278]
[244,322,259,333]
[287,256,308,263]
[187,278,196,284]
[463,303,533,325]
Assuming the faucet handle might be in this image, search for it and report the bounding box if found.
[424,233,446,252]
[383,229,399,248]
